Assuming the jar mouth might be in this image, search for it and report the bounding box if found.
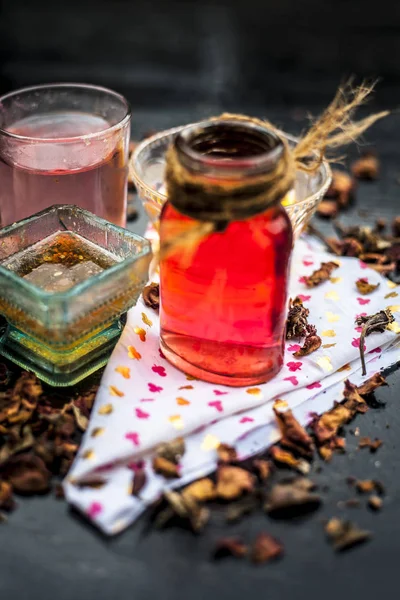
[175,119,284,178]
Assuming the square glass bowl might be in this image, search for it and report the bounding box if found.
[0,205,152,386]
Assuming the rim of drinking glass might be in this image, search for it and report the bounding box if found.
[0,83,131,143]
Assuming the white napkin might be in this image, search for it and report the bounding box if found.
[65,237,400,534]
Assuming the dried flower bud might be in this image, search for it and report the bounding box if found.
[351,151,379,180]
[304,261,339,288]
[142,283,160,310]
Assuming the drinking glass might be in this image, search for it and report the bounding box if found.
[0,83,131,227]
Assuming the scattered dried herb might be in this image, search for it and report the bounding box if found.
[293,324,322,357]
[216,466,255,501]
[358,437,383,452]
[156,489,210,533]
[357,373,387,395]
[0,480,15,511]
[182,478,216,502]
[273,407,314,458]
[325,518,371,551]
[264,478,321,517]
[392,216,400,238]
[368,495,383,511]
[286,297,310,339]
[225,494,260,523]
[156,437,185,464]
[214,537,248,559]
[304,262,339,288]
[1,454,51,495]
[355,309,394,375]
[324,170,355,208]
[269,446,310,474]
[351,151,379,180]
[217,443,238,464]
[317,200,339,219]
[54,483,65,499]
[132,468,147,496]
[142,283,160,311]
[252,459,272,481]
[152,456,181,479]
[355,479,384,495]
[251,533,284,564]
[356,278,380,295]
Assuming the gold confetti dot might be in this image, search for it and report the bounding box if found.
[246,387,262,396]
[324,290,340,301]
[82,449,95,460]
[321,330,336,338]
[322,343,336,349]
[338,363,351,372]
[325,311,340,323]
[115,366,131,379]
[179,385,194,390]
[273,399,288,411]
[387,305,400,313]
[201,433,221,451]
[387,280,398,289]
[98,403,113,415]
[134,327,147,342]
[385,291,398,299]
[168,415,184,430]
[91,427,105,438]
[141,312,153,327]
[316,356,333,372]
[109,385,124,397]
[176,397,191,406]
[330,277,342,284]
[128,345,141,360]
[388,321,400,334]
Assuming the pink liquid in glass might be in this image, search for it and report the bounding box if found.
[0,111,128,227]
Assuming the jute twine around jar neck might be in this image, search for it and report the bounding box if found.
[162,82,388,256]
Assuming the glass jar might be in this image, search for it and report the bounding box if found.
[159,118,293,386]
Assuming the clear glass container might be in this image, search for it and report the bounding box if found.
[0,83,131,228]
[159,119,293,386]
[0,205,151,386]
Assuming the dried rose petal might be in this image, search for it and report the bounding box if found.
[182,478,216,502]
[316,200,338,219]
[252,459,272,481]
[325,170,355,207]
[368,495,383,511]
[1,454,51,495]
[355,479,384,494]
[357,373,387,396]
[132,469,147,496]
[214,537,248,559]
[251,533,284,564]
[304,262,339,288]
[264,478,321,517]
[273,408,314,458]
[216,466,255,501]
[143,283,160,310]
[269,446,310,474]
[152,456,181,479]
[0,480,15,511]
[351,152,379,180]
[156,437,185,464]
[356,278,380,295]
[217,443,238,464]
[293,325,322,357]
[325,517,371,551]
[358,437,383,452]
[225,495,260,523]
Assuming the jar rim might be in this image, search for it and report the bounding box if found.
[174,119,284,179]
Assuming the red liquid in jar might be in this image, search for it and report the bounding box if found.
[0,112,128,227]
[160,203,293,386]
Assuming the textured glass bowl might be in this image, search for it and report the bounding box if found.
[130,123,332,238]
[0,205,151,386]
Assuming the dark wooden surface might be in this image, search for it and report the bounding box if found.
[1,2,400,597]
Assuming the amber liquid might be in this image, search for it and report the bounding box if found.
[0,112,128,227]
[160,203,293,386]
